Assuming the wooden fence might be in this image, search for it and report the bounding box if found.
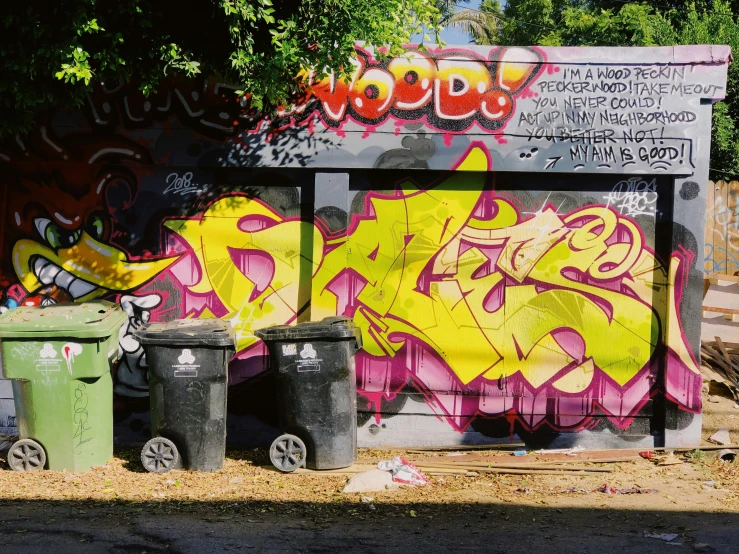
[705,180,739,276]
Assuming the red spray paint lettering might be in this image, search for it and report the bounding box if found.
[299,47,544,132]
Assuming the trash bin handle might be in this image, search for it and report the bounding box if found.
[222,346,235,367]
[352,330,363,353]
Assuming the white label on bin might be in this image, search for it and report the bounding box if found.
[297,343,321,372]
[172,348,200,378]
[40,343,57,359]
[61,343,82,376]
[297,360,321,372]
[300,344,317,359]
[36,343,61,385]
[282,344,297,356]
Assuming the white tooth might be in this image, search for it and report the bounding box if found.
[33,258,46,276]
[68,279,96,299]
[54,270,75,290]
[38,263,61,285]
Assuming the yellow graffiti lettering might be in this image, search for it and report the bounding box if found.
[163,146,698,395]
[165,196,324,351]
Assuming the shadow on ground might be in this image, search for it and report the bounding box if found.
[0,498,735,554]
[1,444,736,553]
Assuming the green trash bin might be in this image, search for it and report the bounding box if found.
[0,301,125,472]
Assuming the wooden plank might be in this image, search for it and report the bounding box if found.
[711,338,739,385]
[713,181,731,274]
[703,306,739,315]
[702,343,735,372]
[708,273,739,283]
[702,281,739,312]
[710,340,739,349]
[716,180,728,275]
[700,312,739,343]
[703,339,739,368]
[714,336,737,367]
[729,180,739,275]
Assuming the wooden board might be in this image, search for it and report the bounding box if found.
[703,306,739,315]
[702,281,739,313]
[701,312,739,343]
[729,180,739,273]
[704,181,739,277]
[716,180,728,275]
[708,273,739,283]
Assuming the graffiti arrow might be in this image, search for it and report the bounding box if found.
[544,156,562,170]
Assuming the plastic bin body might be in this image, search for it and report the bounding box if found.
[0,301,125,471]
[256,317,362,470]
[134,319,235,472]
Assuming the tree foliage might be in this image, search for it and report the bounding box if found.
[0,0,441,137]
[447,0,503,44]
[450,0,739,180]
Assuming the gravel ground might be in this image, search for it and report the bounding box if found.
[0,446,734,510]
[0,387,736,552]
[0,445,737,554]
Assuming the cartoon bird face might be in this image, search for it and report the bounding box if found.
[3,130,177,305]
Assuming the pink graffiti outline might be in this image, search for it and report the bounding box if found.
[149,167,700,433]
[335,167,699,432]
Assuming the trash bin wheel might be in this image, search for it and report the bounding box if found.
[270,434,307,473]
[8,439,46,472]
[141,437,179,473]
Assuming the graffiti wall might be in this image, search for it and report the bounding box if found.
[0,45,730,447]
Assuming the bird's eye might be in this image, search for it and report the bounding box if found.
[33,217,80,249]
[85,212,109,241]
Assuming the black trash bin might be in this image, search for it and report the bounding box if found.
[133,319,235,473]
[255,317,362,472]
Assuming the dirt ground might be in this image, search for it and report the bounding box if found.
[0,386,737,553]
[702,381,739,441]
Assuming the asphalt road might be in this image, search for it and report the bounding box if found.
[0,501,736,553]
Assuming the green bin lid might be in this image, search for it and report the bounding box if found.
[0,300,127,339]
[133,319,236,347]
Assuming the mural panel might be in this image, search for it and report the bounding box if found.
[337,165,700,435]
[0,129,700,441]
[0,43,729,445]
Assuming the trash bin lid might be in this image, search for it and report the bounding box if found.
[133,319,236,347]
[254,317,362,345]
[0,300,127,339]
